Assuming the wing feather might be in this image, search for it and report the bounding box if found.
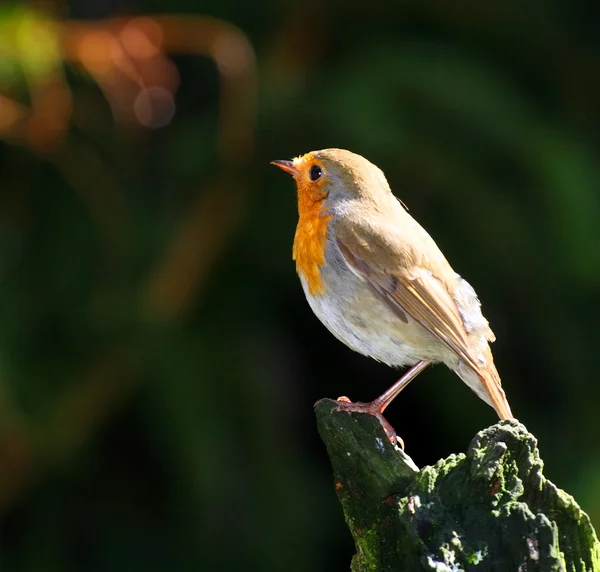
[336,235,478,370]
[335,225,513,420]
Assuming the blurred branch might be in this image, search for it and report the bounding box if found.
[0,11,257,253]
[64,14,257,319]
[0,10,257,508]
[142,173,245,321]
[60,15,257,164]
[316,399,600,571]
[0,10,257,305]
[0,11,257,154]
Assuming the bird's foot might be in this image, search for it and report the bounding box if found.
[335,396,404,449]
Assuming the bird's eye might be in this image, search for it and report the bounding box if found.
[309,165,323,181]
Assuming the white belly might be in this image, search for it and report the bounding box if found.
[300,261,452,368]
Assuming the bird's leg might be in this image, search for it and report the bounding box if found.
[335,360,431,447]
[372,360,431,413]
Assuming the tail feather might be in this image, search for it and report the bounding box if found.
[478,362,513,420]
[455,359,513,420]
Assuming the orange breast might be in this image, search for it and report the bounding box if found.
[293,201,332,296]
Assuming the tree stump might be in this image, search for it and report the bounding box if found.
[315,398,600,571]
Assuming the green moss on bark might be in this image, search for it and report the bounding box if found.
[315,399,600,571]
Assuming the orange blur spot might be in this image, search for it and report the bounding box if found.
[120,18,163,60]
[76,31,116,76]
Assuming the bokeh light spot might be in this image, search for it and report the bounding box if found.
[133,86,175,128]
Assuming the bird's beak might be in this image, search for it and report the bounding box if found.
[271,160,298,176]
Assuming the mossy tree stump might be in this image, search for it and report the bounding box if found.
[315,398,600,571]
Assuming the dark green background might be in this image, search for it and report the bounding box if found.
[1,0,599,570]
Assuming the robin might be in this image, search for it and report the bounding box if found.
[272,148,513,444]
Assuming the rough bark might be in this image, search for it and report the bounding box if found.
[315,398,600,571]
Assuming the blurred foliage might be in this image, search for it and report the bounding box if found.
[0,0,599,570]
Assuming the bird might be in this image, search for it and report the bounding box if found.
[271,148,513,444]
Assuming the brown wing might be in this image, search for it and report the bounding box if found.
[335,221,513,420]
[335,237,479,371]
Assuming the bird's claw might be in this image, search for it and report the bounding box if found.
[334,396,404,449]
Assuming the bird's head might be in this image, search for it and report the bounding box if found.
[271,148,393,215]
